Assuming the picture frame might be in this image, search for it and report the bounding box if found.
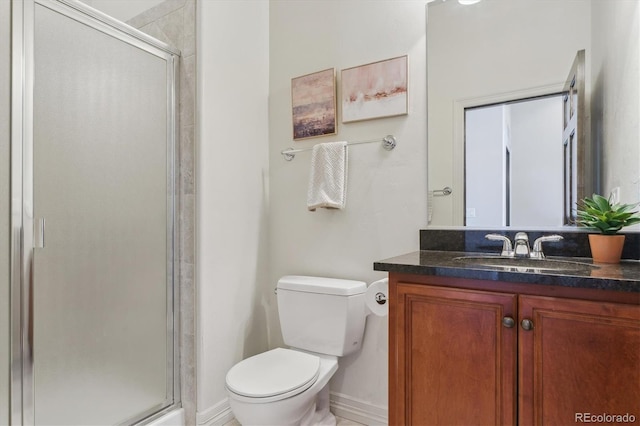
[291,68,337,140]
[341,55,408,123]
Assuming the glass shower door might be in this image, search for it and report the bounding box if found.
[27,1,178,424]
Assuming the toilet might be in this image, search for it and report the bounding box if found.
[225,275,384,426]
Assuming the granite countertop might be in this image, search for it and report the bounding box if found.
[374,250,640,293]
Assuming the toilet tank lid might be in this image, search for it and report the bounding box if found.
[277,275,366,296]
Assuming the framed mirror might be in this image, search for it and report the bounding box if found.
[426,0,640,229]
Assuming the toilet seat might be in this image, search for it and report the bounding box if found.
[225,348,320,402]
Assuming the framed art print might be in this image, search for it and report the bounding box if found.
[291,68,337,140]
[341,55,408,123]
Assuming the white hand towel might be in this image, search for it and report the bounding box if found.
[307,141,348,211]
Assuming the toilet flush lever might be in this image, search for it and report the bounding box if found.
[375,292,387,305]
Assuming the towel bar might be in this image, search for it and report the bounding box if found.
[281,135,396,161]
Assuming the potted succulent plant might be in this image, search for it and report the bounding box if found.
[576,193,640,263]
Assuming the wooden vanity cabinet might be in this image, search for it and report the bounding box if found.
[389,274,640,426]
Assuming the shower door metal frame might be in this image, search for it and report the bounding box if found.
[10,0,181,424]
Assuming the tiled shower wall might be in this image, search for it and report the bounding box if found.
[128,1,197,424]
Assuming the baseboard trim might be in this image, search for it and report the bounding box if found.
[197,392,388,425]
[196,398,235,426]
[330,392,388,425]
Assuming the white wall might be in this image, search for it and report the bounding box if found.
[196,0,270,423]
[591,0,640,205]
[268,0,427,416]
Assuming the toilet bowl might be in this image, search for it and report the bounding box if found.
[226,348,338,426]
[225,276,388,426]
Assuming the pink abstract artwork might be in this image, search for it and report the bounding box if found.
[341,56,408,123]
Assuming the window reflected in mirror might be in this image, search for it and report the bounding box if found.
[465,95,564,228]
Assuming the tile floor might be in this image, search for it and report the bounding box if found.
[336,416,366,425]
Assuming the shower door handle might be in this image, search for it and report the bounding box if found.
[34,218,45,249]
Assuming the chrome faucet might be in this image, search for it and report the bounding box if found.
[485,234,514,257]
[531,235,564,259]
[485,232,564,259]
[513,232,531,258]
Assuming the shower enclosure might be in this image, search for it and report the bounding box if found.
[9,0,180,424]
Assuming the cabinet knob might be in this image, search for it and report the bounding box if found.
[521,319,534,331]
[502,316,515,328]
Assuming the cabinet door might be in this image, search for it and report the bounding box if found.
[519,295,640,425]
[391,282,517,425]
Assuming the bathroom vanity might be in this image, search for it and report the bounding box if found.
[374,230,640,426]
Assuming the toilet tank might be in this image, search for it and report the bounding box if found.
[277,276,367,357]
